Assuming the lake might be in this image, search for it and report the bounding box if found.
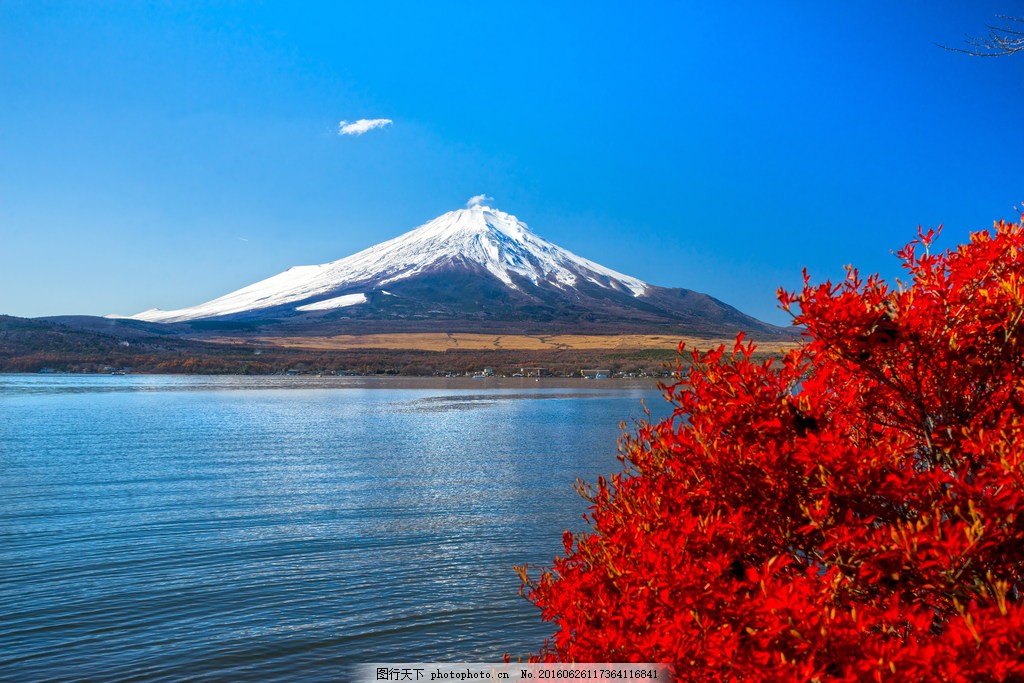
[0,375,668,682]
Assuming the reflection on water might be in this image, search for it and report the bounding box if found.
[0,374,668,682]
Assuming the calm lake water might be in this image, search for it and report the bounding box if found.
[0,375,667,682]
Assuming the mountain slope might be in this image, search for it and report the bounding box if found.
[118,202,787,337]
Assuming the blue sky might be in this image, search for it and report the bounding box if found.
[1,2,1022,324]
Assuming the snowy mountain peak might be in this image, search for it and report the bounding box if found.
[409,205,531,242]
[121,203,650,323]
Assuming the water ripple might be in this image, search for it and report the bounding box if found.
[0,375,666,681]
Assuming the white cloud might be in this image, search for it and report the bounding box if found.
[337,118,393,136]
[466,194,494,208]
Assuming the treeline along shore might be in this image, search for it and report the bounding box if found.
[0,315,797,377]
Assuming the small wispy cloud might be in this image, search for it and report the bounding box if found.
[466,194,493,208]
[338,118,393,136]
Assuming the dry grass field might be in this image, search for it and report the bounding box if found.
[210,332,801,355]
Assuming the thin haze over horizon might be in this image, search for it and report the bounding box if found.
[1,2,1022,325]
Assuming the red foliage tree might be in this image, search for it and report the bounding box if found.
[520,216,1024,680]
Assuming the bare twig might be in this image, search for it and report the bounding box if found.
[939,15,1024,57]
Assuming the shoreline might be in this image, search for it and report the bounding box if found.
[3,372,667,391]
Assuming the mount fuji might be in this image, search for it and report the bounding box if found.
[116,202,785,337]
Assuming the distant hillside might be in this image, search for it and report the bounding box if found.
[2,315,135,356]
[0,314,793,376]
[0,315,204,372]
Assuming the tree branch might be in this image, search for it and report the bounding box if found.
[939,15,1024,57]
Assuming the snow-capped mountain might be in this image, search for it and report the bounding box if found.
[119,201,782,336]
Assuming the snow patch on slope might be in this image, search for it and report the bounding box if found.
[295,292,367,311]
